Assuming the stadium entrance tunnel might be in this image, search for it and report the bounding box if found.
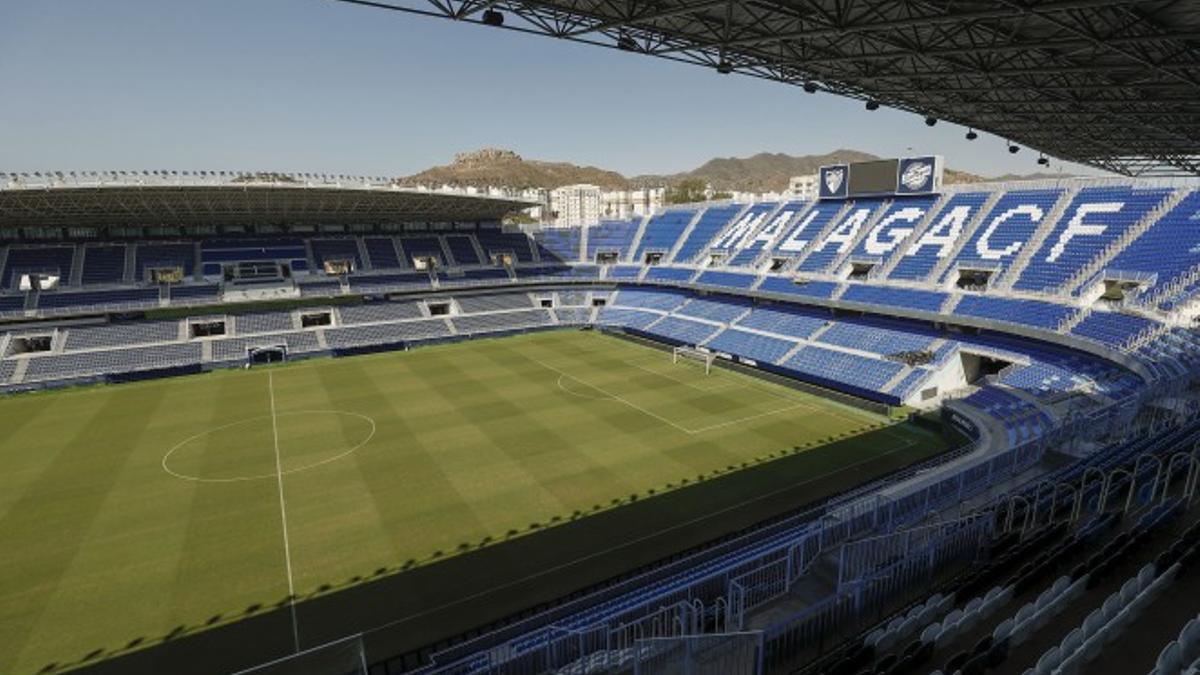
[249,347,287,365]
[162,410,375,482]
[959,351,1014,384]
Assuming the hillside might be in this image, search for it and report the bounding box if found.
[399,148,630,190]
[400,148,1041,193]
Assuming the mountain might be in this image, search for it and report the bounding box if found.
[399,148,630,190]
[399,148,1044,193]
[631,149,880,192]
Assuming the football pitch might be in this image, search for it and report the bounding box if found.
[0,329,951,674]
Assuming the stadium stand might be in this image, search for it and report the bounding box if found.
[7,175,1200,675]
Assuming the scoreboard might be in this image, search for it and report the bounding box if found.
[818,156,943,199]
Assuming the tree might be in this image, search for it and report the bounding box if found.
[665,178,707,204]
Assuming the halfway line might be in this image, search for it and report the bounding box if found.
[268,371,301,653]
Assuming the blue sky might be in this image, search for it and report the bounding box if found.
[0,0,1102,180]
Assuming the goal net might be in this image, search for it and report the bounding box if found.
[672,346,715,375]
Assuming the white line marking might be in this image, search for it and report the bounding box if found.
[161,410,377,483]
[268,371,301,653]
[530,355,695,434]
[687,402,812,433]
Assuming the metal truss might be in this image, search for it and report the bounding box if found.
[330,0,1200,176]
[0,186,532,228]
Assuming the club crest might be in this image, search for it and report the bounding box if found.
[901,161,933,191]
[824,168,845,194]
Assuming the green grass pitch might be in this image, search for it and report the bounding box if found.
[0,329,947,673]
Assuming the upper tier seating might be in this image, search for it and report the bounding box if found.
[887,192,991,281]
[363,237,402,269]
[672,204,743,263]
[725,202,806,266]
[475,229,534,262]
[844,195,938,261]
[39,288,159,310]
[633,209,696,261]
[586,219,641,262]
[136,243,195,280]
[596,307,661,330]
[708,202,778,258]
[80,245,127,285]
[1104,190,1200,302]
[797,198,889,272]
[201,238,306,265]
[3,246,76,289]
[310,239,362,270]
[940,189,1064,282]
[444,235,481,266]
[534,227,581,263]
[400,236,447,267]
[757,202,840,262]
[1012,186,1172,293]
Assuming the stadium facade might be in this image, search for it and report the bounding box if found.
[4,167,1200,675]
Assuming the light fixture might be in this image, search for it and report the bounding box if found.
[716,60,733,74]
[616,34,636,51]
[1008,143,1020,154]
[924,116,938,127]
[865,100,880,111]
[1037,155,1050,166]
[482,9,504,26]
[803,81,819,94]
[966,129,978,141]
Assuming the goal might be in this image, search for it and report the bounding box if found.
[672,346,715,375]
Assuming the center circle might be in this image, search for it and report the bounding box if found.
[162,410,376,483]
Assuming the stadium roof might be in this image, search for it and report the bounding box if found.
[333,0,1200,177]
[0,175,535,228]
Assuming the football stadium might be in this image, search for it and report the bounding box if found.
[4,2,1200,675]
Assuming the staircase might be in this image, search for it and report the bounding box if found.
[873,193,950,279]
[193,241,204,281]
[69,245,85,286]
[926,189,1005,285]
[1057,188,1188,297]
[995,186,1078,291]
[393,237,411,269]
[437,236,456,268]
[10,357,30,384]
[356,237,373,271]
[1058,307,1091,334]
[123,243,137,283]
[467,234,488,266]
[304,239,317,274]
[624,214,653,264]
[578,223,589,263]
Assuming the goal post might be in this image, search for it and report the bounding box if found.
[672,345,715,375]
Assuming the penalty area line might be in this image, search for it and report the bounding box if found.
[268,371,301,653]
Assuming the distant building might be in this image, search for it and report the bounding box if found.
[550,184,602,227]
[601,187,666,220]
[788,174,818,200]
